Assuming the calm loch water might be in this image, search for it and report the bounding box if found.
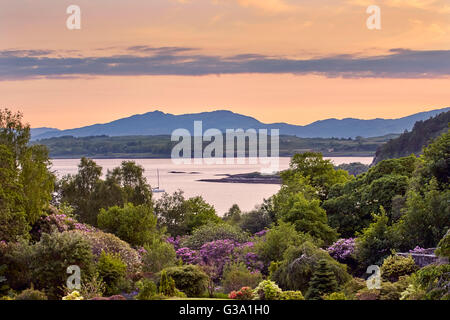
[51,157,373,215]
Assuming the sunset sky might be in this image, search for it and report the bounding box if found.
[0,0,449,129]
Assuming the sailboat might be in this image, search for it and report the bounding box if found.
[152,169,165,193]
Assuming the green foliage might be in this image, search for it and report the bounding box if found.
[271,241,351,293]
[279,290,305,300]
[37,134,392,159]
[159,270,176,296]
[379,278,410,300]
[0,239,33,290]
[142,236,178,273]
[96,251,127,296]
[373,111,449,164]
[181,223,249,250]
[355,208,396,268]
[435,230,450,259]
[253,280,282,300]
[0,109,54,241]
[380,255,418,282]
[413,264,450,300]
[280,152,350,200]
[238,209,272,234]
[135,279,158,300]
[59,158,152,226]
[335,162,369,176]
[105,161,153,206]
[15,288,48,300]
[79,272,106,299]
[161,265,209,297]
[98,203,158,247]
[221,262,263,293]
[278,193,338,245]
[305,259,339,300]
[58,157,103,226]
[154,190,221,237]
[421,127,449,189]
[255,221,313,264]
[223,204,241,225]
[31,231,95,299]
[395,179,450,249]
[324,155,418,238]
[62,290,84,300]
[323,292,347,300]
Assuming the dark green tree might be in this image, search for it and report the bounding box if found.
[305,259,339,300]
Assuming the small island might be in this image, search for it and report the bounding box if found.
[198,172,281,184]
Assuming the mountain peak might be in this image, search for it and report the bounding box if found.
[31,107,450,140]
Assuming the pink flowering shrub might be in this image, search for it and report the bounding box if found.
[408,246,428,254]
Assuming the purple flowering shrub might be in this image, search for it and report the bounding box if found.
[327,238,356,263]
[175,239,265,283]
[166,236,184,251]
[408,246,428,254]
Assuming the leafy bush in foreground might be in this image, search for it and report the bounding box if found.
[161,265,209,297]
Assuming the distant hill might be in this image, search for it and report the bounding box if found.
[33,134,396,159]
[30,127,60,139]
[372,111,450,165]
[31,107,450,140]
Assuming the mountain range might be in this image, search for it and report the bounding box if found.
[31,107,450,140]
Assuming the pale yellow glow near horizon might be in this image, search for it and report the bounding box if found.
[1,74,448,129]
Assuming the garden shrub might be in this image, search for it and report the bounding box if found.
[280,290,304,300]
[323,292,347,300]
[96,251,127,296]
[142,236,178,273]
[229,286,254,300]
[31,213,95,241]
[255,221,312,264]
[180,223,249,250]
[305,259,339,300]
[271,241,351,293]
[327,238,357,272]
[159,270,176,296]
[0,239,33,291]
[82,230,142,275]
[221,262,262,293]
[380,255,418,282]
[135,279,158,300]
[414,264,450,300]
[62,290,84,300]
[435,230,450,259]
[238,210,272,234]
[161,265,209,297]
[15,288,48,300]
[31,231,94,299]
[342,277,366,299]
[379,278,410,300]
[253,280,282,300]
[80,272,106,299]
[97,203,158,247]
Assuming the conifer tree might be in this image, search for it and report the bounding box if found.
[305,259,338,300]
